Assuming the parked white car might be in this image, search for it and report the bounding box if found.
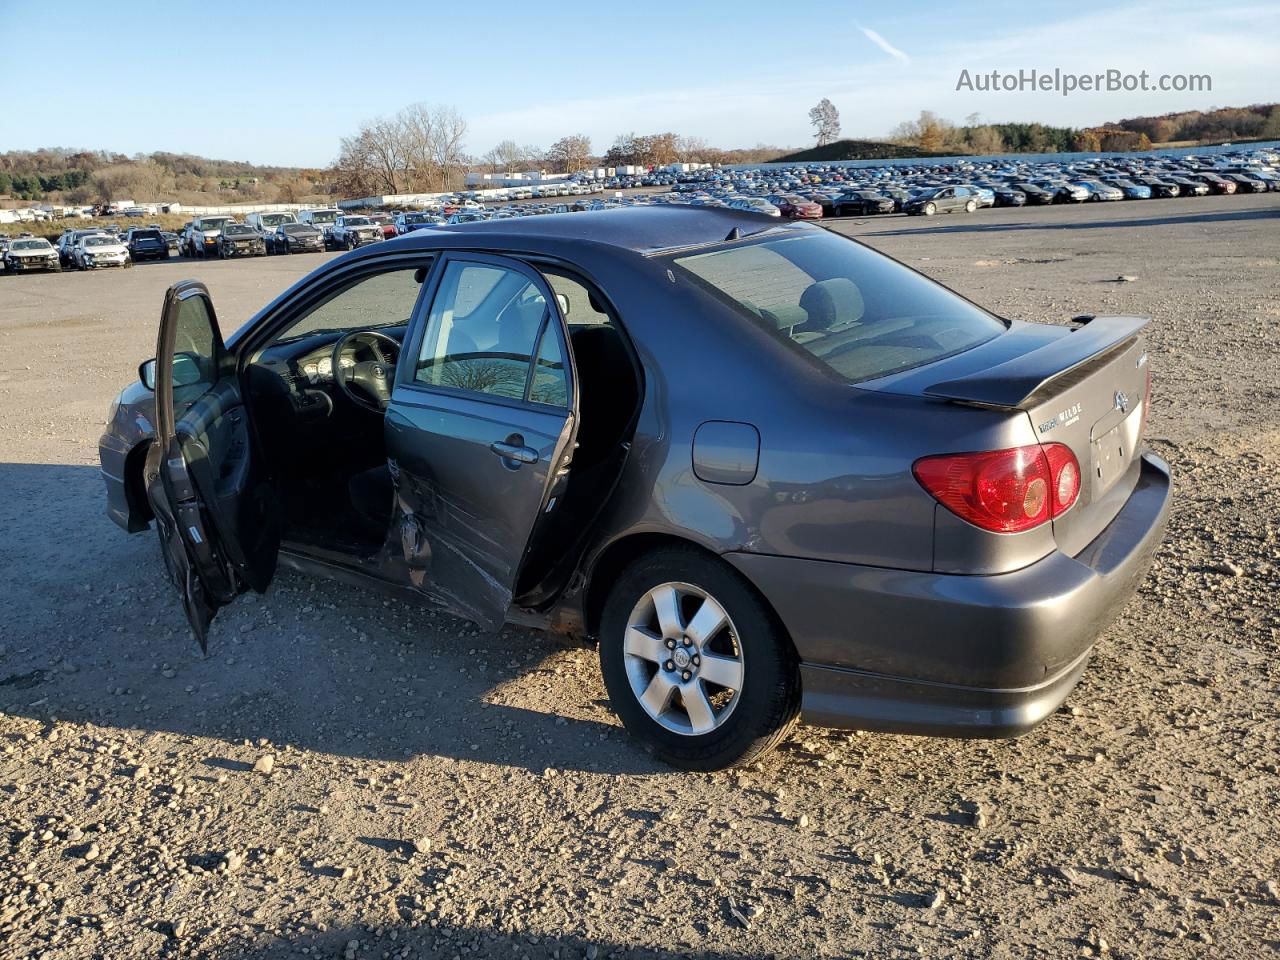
[74,234,131,270]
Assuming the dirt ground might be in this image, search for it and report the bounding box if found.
[2,195,1278,960]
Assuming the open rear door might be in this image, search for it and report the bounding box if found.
[385,255,578,631]
[144,280,279,651]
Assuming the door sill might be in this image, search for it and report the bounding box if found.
[278,542,420,601]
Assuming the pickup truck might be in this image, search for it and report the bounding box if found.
[326,215,383,251]
[183,217,235,258]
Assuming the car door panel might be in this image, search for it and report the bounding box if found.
[386,393,571,629]
[384,254,577,631]
[145,281,279,650]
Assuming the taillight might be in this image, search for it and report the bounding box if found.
[913,442,1080,533]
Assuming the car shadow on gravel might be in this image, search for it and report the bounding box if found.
[860,207,1279,238]
[0,461,669,777]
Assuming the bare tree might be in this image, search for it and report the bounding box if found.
[515,144,545,171]
[808,98,841,146]
[489,140,524,175]
[967,125,1006,155]
[333,102,469,196]
[546,135,592,173]
[427,105,468,191]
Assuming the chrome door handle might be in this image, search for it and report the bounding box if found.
[490,441,539,464]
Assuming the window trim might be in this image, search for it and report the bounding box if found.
[395,251,575,414]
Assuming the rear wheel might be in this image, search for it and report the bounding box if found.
[964,198,977,213]
[923,201,937,216]
[599,547,800,770]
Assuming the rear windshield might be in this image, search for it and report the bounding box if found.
[670,230,1006,383]
[132,229,161,239]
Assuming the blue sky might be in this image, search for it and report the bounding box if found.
[3,0,1276,166]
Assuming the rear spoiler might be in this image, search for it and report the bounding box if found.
[925,315,1148,409]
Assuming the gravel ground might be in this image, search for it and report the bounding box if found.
[2,194,1278,960]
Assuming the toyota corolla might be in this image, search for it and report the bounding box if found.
[99,207,1171,770]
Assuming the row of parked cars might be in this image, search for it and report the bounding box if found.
[643,146,1280,220]
[4,147,1274,275]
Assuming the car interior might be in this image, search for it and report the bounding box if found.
[237,260,642,600]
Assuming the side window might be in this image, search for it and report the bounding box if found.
[544,272,611,331]
[416,260,567,406]
[273,268,424,342]
[170,294,219,417]
[529,328,567,407]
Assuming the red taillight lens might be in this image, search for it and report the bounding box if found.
[913,442,1080,533]
[1043,442,1080,514]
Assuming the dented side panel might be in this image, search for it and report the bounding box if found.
[382,388,572,631]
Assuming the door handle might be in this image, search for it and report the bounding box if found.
[490,440,539,464]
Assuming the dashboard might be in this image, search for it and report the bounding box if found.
[299,352,355,385]
[247,325,407,414]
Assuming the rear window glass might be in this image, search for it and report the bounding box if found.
[670,231,1005,383]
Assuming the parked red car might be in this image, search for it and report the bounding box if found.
[369,214,398,239]
[767,194,823,219]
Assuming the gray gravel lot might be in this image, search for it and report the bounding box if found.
[2,195,1278,960]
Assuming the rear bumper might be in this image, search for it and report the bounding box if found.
[727,452,1171,738]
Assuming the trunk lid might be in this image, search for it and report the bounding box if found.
[867,316,1152,555]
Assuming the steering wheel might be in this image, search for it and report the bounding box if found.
[332,330,400,412]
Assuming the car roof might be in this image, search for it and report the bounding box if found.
[370,206,803,256]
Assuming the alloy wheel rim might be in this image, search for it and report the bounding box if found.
[623,581,744,736]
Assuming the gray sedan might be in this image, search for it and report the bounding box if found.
[98,207,1170,770]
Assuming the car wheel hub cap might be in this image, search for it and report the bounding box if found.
[623,582,744,737]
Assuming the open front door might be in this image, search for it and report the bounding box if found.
[385,255,578,631]
[144,280,279,651]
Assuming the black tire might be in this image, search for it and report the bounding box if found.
[923,201,936,216]
[964,198,977,213]
[598,546,800,771]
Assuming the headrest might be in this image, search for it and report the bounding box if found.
[798,278,863,332]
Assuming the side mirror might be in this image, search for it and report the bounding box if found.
[139,354,203,392]
[555,293,571,316]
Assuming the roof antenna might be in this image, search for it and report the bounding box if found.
[725,226,742,241]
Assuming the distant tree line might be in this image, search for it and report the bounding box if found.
[0,147,323,204]
[887,103,1280,157]
[1107,103,1280,144]
[469,130,783,179]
